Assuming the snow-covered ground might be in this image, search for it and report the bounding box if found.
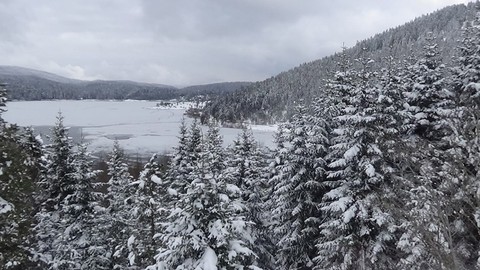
[3,100,276,156]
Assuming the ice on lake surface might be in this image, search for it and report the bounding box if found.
[3,100,276,156]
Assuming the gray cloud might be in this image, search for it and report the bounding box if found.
[0,0,31,47]
[0,0,471,85]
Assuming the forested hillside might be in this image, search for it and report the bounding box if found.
[0,66,250,101]
[204,2,476,124]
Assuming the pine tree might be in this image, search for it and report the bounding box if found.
[403,33,452,140]
[42,113,77,209]
[204,123,225,176]
[155,124,259,269]
[270,103,329,269]
[188,120,203,163]
[229,129,265,207]
[0,124,38,269]
[99,141,135,270]
[129,154,167,268]
[49,144,100,270]
[32,113,77,268]
[317,53,404,269]
[20,127,45,186]
[168,119,202,196]
[228,128,273,268]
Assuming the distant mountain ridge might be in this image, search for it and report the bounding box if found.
[203,2,477,124]
[0,66,83,84]
[0,66,251,101]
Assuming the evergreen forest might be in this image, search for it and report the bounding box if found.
[3,3,480,270]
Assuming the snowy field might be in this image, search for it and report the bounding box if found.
[3,100,276,157]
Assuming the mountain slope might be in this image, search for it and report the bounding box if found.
[0,67,178,100]
[203,3,475,124]
[0,66,83,84]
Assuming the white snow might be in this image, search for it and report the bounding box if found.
[343,144,360,161]
[209,220,227,241]
[365,164,376,177]
[127,235,136,265]
[228,240,253,260]
[343,205,357,223]
[0,196,13,214]
[231,220,247,233]
[127,235,136,249]
[35,134,44,144]
[218,193,230,203]
[225,183,241,194]
[167,188,178,196]
[151,175,163,184]
[467,82,480,91]
[199,247,218,270]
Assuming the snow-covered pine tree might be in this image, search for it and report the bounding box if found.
[317,52,403,269]
[262,124,289,267]
[129,154,167,268]
[168,119,203,197]
[20,127,45,185]
[229,129,266,205]
[270,103,329,270]
[31,208,59,268]
[32,113,77,268]
[315,50,362,269]
[267,125,287,189]
[321,46,356,124]
[155,124,259,269]
[174,119,189,161]
[49,143,100,269]
[43,113,77,209]
[403,33,452,140]
[0,85,33,269]
[228,128,273,268]
[98,141,135,269]
[188,119,203,163]
[204,122,225,176]
[0,124,38,269]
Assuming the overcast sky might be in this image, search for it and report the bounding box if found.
[0,0,472,86]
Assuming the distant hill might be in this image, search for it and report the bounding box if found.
[0,66,82,84]
[0,66,250,101]
[0,66,178,100]
[203,2,477,124]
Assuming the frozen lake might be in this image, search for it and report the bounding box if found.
[3,100,277,156]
